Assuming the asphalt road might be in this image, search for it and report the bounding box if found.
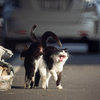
[0,52,100,100]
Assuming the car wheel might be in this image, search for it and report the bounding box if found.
[88,41,99,53]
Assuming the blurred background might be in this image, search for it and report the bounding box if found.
[0,0,100,53]
[1,1,100,98]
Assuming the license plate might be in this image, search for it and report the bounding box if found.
[42,0,63,10]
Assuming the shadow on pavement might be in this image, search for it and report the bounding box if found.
[11,86,24,89]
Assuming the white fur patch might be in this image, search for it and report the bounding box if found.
[50,50,69,72]
[46,71,51,88]
[34,55,43,72]
[57,85,63,89]
[38,55,47,89]
[31,77,34,82]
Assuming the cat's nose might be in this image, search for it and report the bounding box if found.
[63,51,65,54]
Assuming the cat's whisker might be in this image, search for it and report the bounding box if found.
[68,54,73,59]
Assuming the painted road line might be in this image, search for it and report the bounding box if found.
[13,66,21,73]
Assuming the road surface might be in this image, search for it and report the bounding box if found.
[0,45,100,100]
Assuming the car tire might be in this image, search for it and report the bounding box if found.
[88,41,99,53]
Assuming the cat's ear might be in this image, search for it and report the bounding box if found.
[64,48,68,52]
[24,45,28,50]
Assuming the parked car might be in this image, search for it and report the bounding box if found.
[0,0,99,52]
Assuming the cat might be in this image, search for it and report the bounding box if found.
[20,45,41,88]
[44,46,69,89]
[20,24,62,89]
[0,45,13,61]
[30,25,69,89]
[20,42,69,89]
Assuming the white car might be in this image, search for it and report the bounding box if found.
[0,0,99,52]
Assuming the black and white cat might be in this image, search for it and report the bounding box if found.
[20,24,69,89]
[20,24,62,89]
[44,46,69,89]
[20,45,69,89]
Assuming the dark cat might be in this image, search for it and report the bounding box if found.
[20,24,62,89]
[20,45,41,88]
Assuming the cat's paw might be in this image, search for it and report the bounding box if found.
[57,85,63,89]
[41,86,46,89]
[24,84,31,89]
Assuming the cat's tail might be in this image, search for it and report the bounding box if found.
[41,31,62,48]
[30,24,40,42]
